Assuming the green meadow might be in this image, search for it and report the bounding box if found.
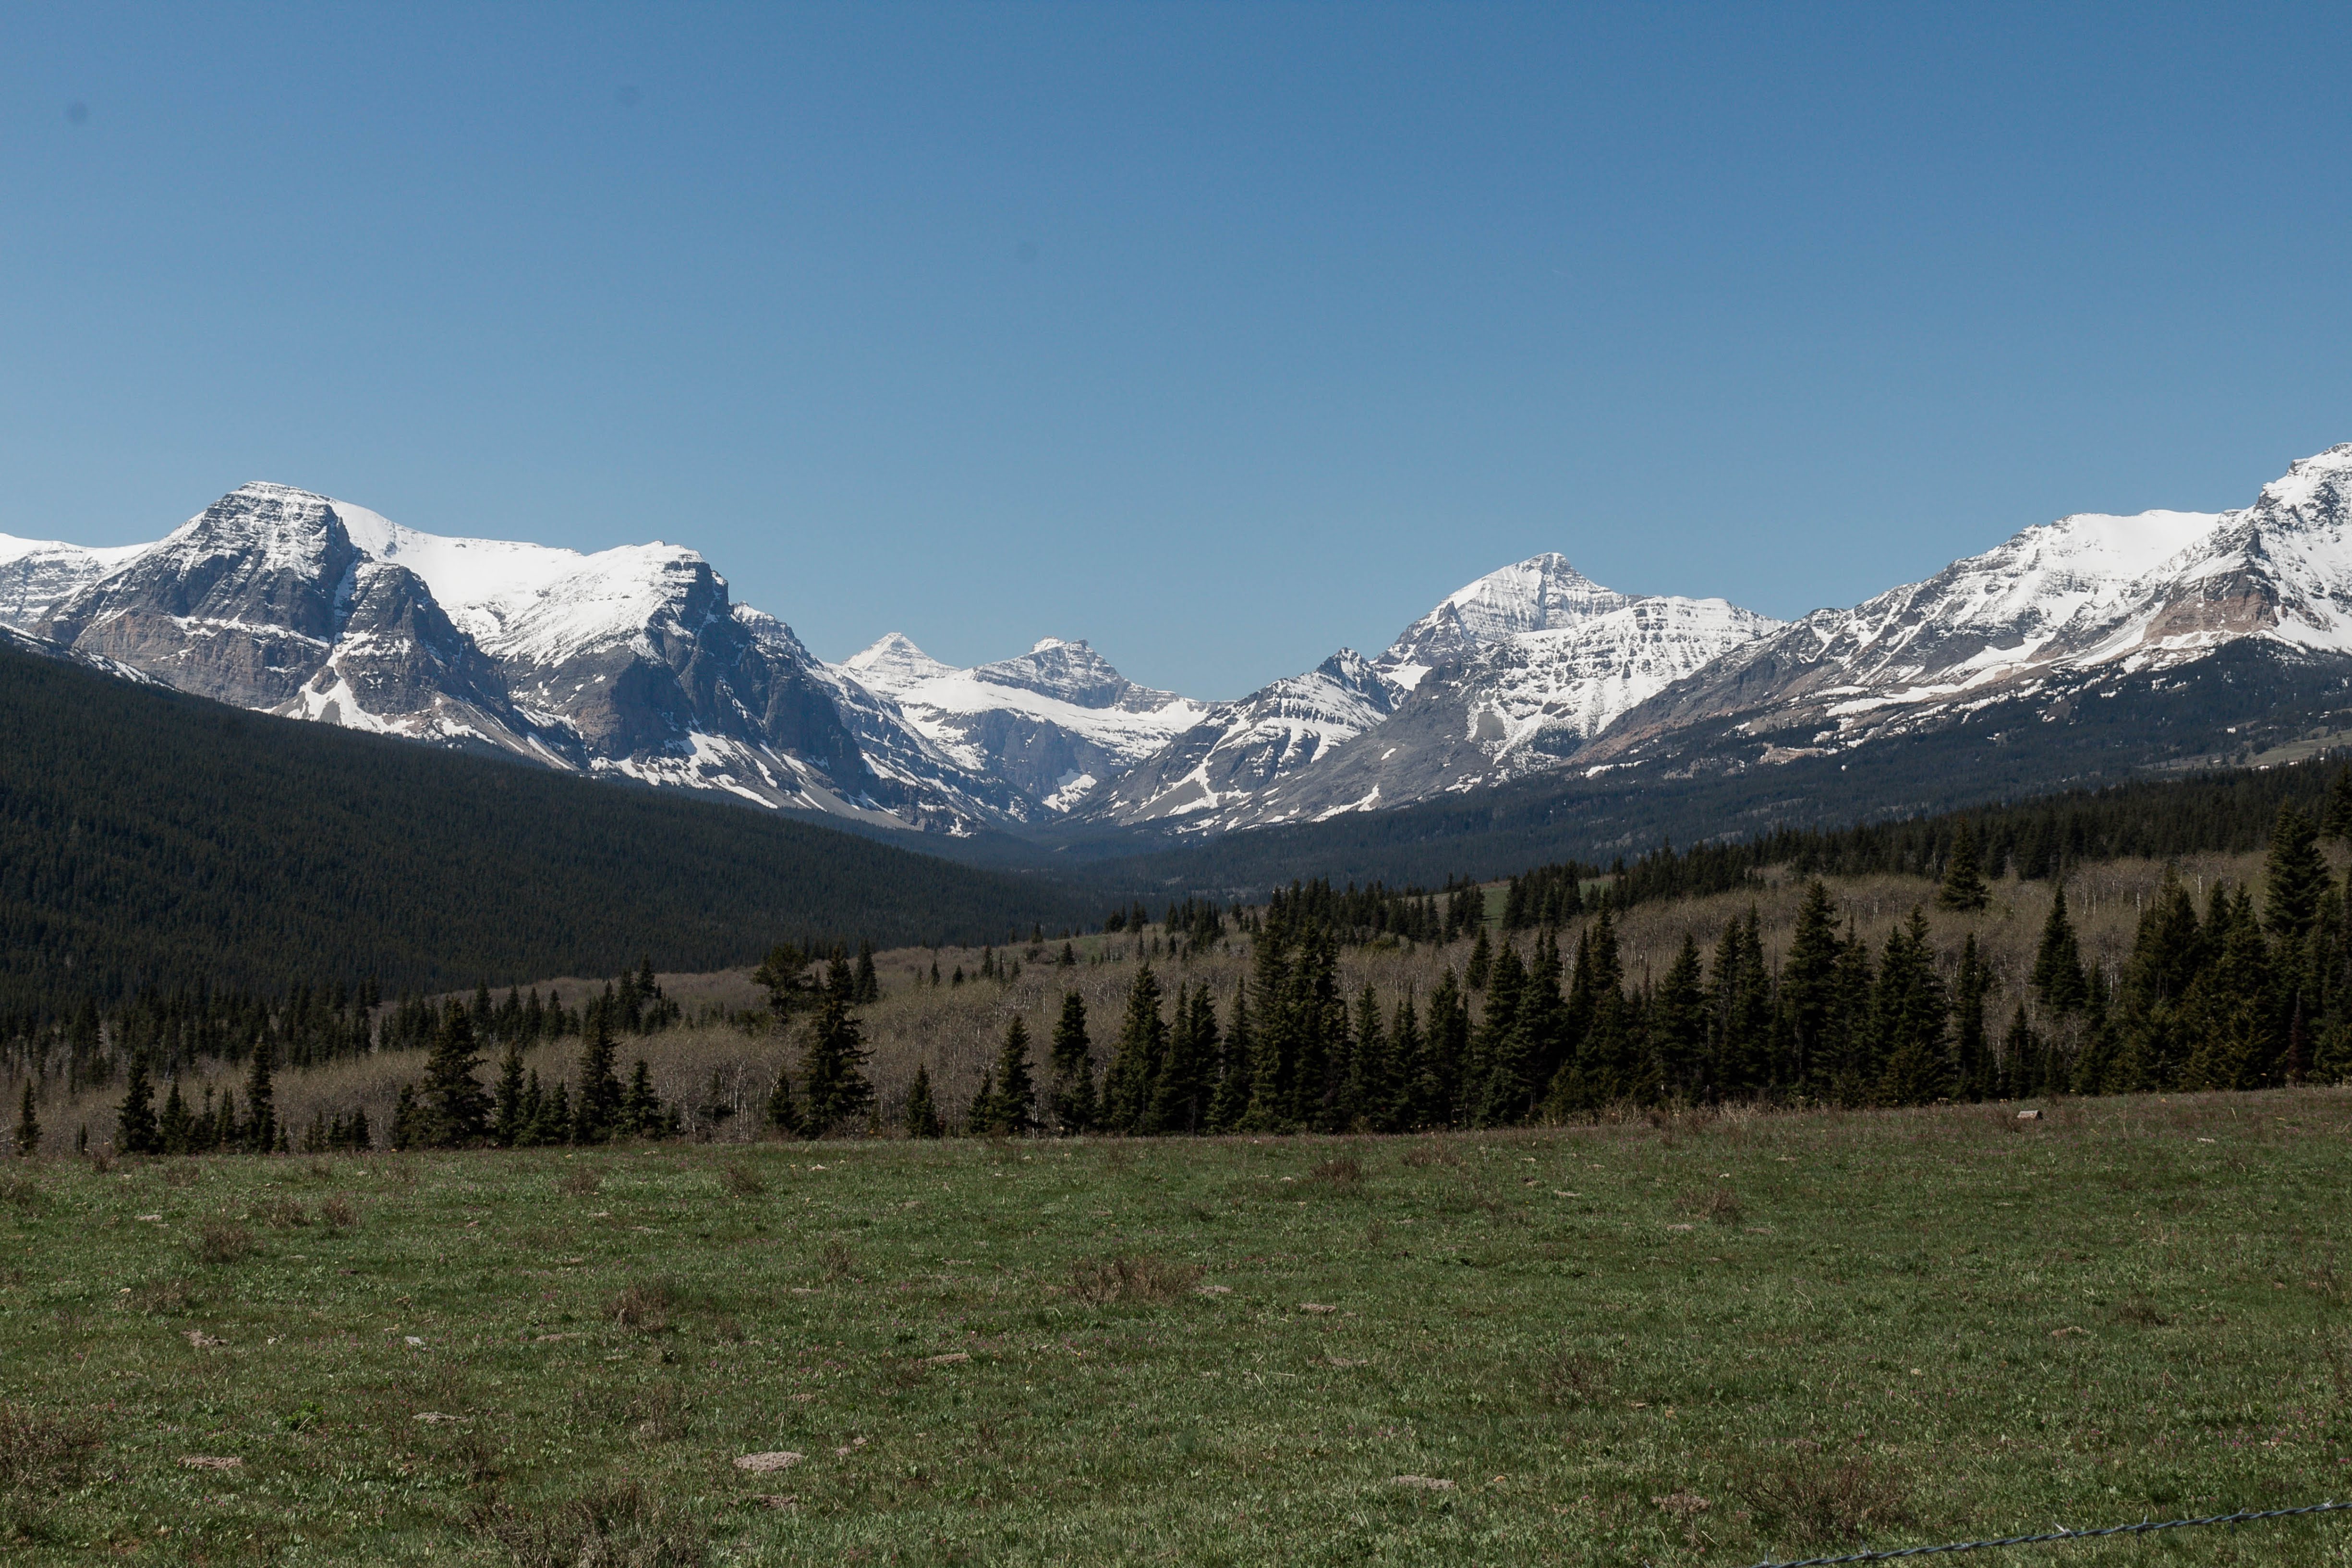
[2,1091,2347,1566]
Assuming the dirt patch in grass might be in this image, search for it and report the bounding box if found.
[557,1167,603,1197]
[1068,1254,1202,1305]
[1309,1154,1365,1193]
[1536,1350,1612,1408]
[124,1278,193,1316]
[1736,1449,1915,1548]
[0,1404,102,1493]
[718,1165,766,1197]
[189,1218,255,1265]
[469,1480,705,1567]
[609,1281,677,1332]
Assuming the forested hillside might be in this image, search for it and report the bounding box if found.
[0,642,1094,1018]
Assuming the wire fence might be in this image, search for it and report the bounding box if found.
[1740,1498,2352,1567]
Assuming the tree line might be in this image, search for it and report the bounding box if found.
[872,801,2352,1138]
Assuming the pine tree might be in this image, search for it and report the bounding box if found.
[2265,802,2329,937]
[1046,992,1097,1133]
[1951,934,1992,1101]
[1999,1003,2039,1099]
[572,1008,624,1143]
[116,1051,160,1155]
[799,984,873,1133]
[1465,927,1493,991]
[1937,822,1991,911]
[987,1016,1038,1135]
[1780,881,1843,1089]
[904,1064,944,1138]
[1873,909,1951,1106]
[963,1069,997,1136]
[158,1080,191,1154]
[1390,992,1431,1130]
[622,1060,661,1137]
[419,1006,489,1147]
[534,1082,573,1146]
[1205,987,1253,1133]
[492,1040,527,1147]
[1240,937,1295,1132]
[765,1067,802,1137]
[2033,887,2089,1015]
[388,1083,421,1151]
[1653,932,1709,1099]
[854,939,880,1004]
[1103,965,1166,1134]
[1426,967,1469,1125]
[15,1082,38,1158]
[2327,767,2352,840]
[243,1036,278,1154]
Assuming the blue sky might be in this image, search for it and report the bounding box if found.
[6,3,2351,697]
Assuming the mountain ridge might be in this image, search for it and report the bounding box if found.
[11,445,2352,851]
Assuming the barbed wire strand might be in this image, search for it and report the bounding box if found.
[1739,1498,2352,1568]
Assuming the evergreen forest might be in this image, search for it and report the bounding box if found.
[0,641,1097,1018]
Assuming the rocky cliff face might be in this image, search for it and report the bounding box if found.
[0,535,148,631]
[840,633,1207,814]
[1082,649,1403,826]
[1577,444,2352,774]
[20,447,2352,845]
[32,483,1003,830]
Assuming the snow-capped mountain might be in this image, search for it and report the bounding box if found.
[1077,557,1782,832]
[30,483,1009,830]
[841,633,1208,812]
[17,445,2352,850]
[1578,443,2352,772]
[0,535,149,630]
[1129,566,1769,832]
[1083,649,1405,825]
[1378,552,1638,688]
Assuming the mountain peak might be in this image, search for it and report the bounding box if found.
[1382,551,1639,676]
[841,631,954,697]
[2256,442,2352,515]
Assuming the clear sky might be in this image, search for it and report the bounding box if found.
[6,3,2351,698]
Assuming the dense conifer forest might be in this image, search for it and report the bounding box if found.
[0,642,1097,1017]
[946,793,2345,1137]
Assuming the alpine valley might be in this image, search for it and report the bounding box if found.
[11,445,2352,872]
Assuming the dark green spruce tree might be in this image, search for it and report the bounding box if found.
[572,1007,624,1143]
[115,1050,160,1155]
[984,1016,1038,1135]
[418,1006,490,1147]
[903,1064,944,1138]
[492,1040,528,1147]
[1046,992,1096,1133]
[765,1066,802,1137]
[2033,887,2089,1015]
[1937,822,1991,911]
[1103,965,1166,1134]
[243,1037,278,1154]
[799,971,873,1134]
[2265,802,2328,938]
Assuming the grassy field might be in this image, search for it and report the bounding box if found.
[3,1091,2350,1565]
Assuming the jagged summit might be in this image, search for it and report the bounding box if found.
[1381,551,1636,683]
[13,444,2352,842]
[842,632,955,698]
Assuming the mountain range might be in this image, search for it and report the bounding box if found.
[9,444,2352,854]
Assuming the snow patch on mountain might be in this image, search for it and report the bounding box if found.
[0,534,150,629]
[1381,552,1637,688]
[838,633,1208,807]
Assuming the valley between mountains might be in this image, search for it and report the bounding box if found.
[10,445,2352,853]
